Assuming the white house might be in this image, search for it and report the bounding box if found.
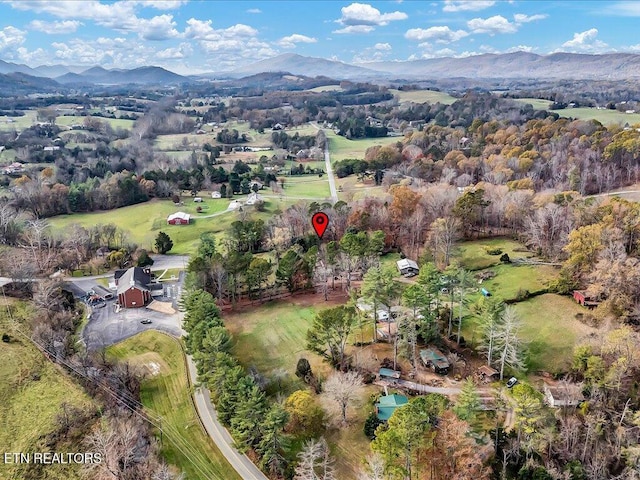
[397,259,419,277]
[167,212,191,225]
[246,192,263,205]
[211,191,222,199]
[229,200,244,210]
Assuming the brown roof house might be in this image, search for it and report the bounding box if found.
[115,267,152,308]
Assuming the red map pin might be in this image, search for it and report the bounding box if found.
[312,212,329,239]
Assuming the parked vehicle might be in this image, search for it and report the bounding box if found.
[506,377,518,388]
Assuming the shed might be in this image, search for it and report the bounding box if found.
[115,267,152,308]
[420,347,450,374]
[543,382,585,408]
[379,368,401,379]
[167,212,190,225]
[375,394,408,421]
[211,191,222,199]
[477,365,499,382]
[397,259,419,277]
[573,290,599,308]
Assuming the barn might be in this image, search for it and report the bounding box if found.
[116,267,152,308]
[573,290,599,308]
[167,212,191,225]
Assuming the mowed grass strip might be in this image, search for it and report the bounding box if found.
[281,175,332,198]
[107,331,240,480]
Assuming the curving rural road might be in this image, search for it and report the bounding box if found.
[186,356,269,480]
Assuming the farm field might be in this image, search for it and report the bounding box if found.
[389,89,457,105]
[470,263,557,302]
[55,115,136,129]
[223,295,373,479]
[49,197,229,254]
[306,85,343,93]
[514,98,640,125]
[336,175,386,201]
[281,175,331,198]
[326,130,401,162]
[0,110,37,131]
[0,300,94,480]
[107,331,240,480]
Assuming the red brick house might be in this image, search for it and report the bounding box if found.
[116,267,152,308]
[167,212,190,225]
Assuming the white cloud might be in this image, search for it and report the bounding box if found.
[156,42,192,59]
[374,42,392,51]
[352,42,394,63]
[405,26,468,43]
[29,19,81,34]
[506,45,536,53]
[335,2,407,33]
[443,1,495,12]
[9,1,176,39]
[0,26,26,54]
[467,15,517,34]
[133,1,188,9]
[513,13,547,24]
[277,34,317,48]
[15,46,49,64]
[333,25,375,34]
[603,2,640,16]
[246,8,262,14]
[561,28,609,53]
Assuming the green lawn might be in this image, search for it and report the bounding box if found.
[107,331,240,480]
[0,301,94,480]
[0,147,17,163]
[223,297,373,479]
[453,238,533,270]
[389,89,457,105]
[49,197,230,254]
[514,98,640,126]
[282,175,332,198]
[327,131,402,162]
[469,263,556,302]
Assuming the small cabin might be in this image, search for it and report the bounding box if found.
[379,368,401,380]
[375,394,408,421]
[420,347,450,375]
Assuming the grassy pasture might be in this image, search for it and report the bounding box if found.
[335,176,386,201]
[0,110,37,131]
[453,238,533,270]
[107,331,240,480]
[470,263,557,301]
[281,175,332,198]
[389,89,457,105]
[0,301,94,480]
[55,115,135,129]
[326,130,402,162]
[514,98,640,125]
[306,85,344,93]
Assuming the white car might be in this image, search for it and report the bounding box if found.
[506,377,518,388]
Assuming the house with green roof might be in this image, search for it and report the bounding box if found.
[375,394,409,421]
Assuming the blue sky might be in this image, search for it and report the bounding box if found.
[1,0,640,73]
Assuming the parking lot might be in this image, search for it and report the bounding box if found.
[65,276,185,351]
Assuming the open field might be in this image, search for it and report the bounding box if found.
[0,147,17,163]
[223,294,373,479]
[306,85,343,93]
[326,130,402,162]
[55,115,135,129]
[281,175,331,198]
[336,175,386,201]
[471,263,557,301]
[0,301,94,480]
[49,197,228,254]
[107,331,240,480]
[0,110,37,131]
[390,89,457,105]
[50,196,290,255]
[514,98,640,125]
[453,237,534,270]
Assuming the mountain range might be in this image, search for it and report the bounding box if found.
[2,52,640,87]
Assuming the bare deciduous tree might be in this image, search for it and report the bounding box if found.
[294,437,335,480]
[323,370,364,425]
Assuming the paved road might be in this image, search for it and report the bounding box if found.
[311,122,339,203]
[186,355,269,480]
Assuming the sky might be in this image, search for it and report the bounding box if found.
[1,0,640,74]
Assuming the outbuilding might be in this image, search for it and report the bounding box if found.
[543,382,585,408]
[375,394,408,421]
[420,347,450,375]
[397,259,419,277]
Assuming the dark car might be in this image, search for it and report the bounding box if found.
[140,319,152,325]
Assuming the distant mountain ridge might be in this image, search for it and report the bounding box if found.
[2,52,640,84]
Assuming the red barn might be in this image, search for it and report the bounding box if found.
[167,212,190,225]
[573,290,599,308]
[116,267,152,308]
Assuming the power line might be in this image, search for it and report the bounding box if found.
[1,287,224,480]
